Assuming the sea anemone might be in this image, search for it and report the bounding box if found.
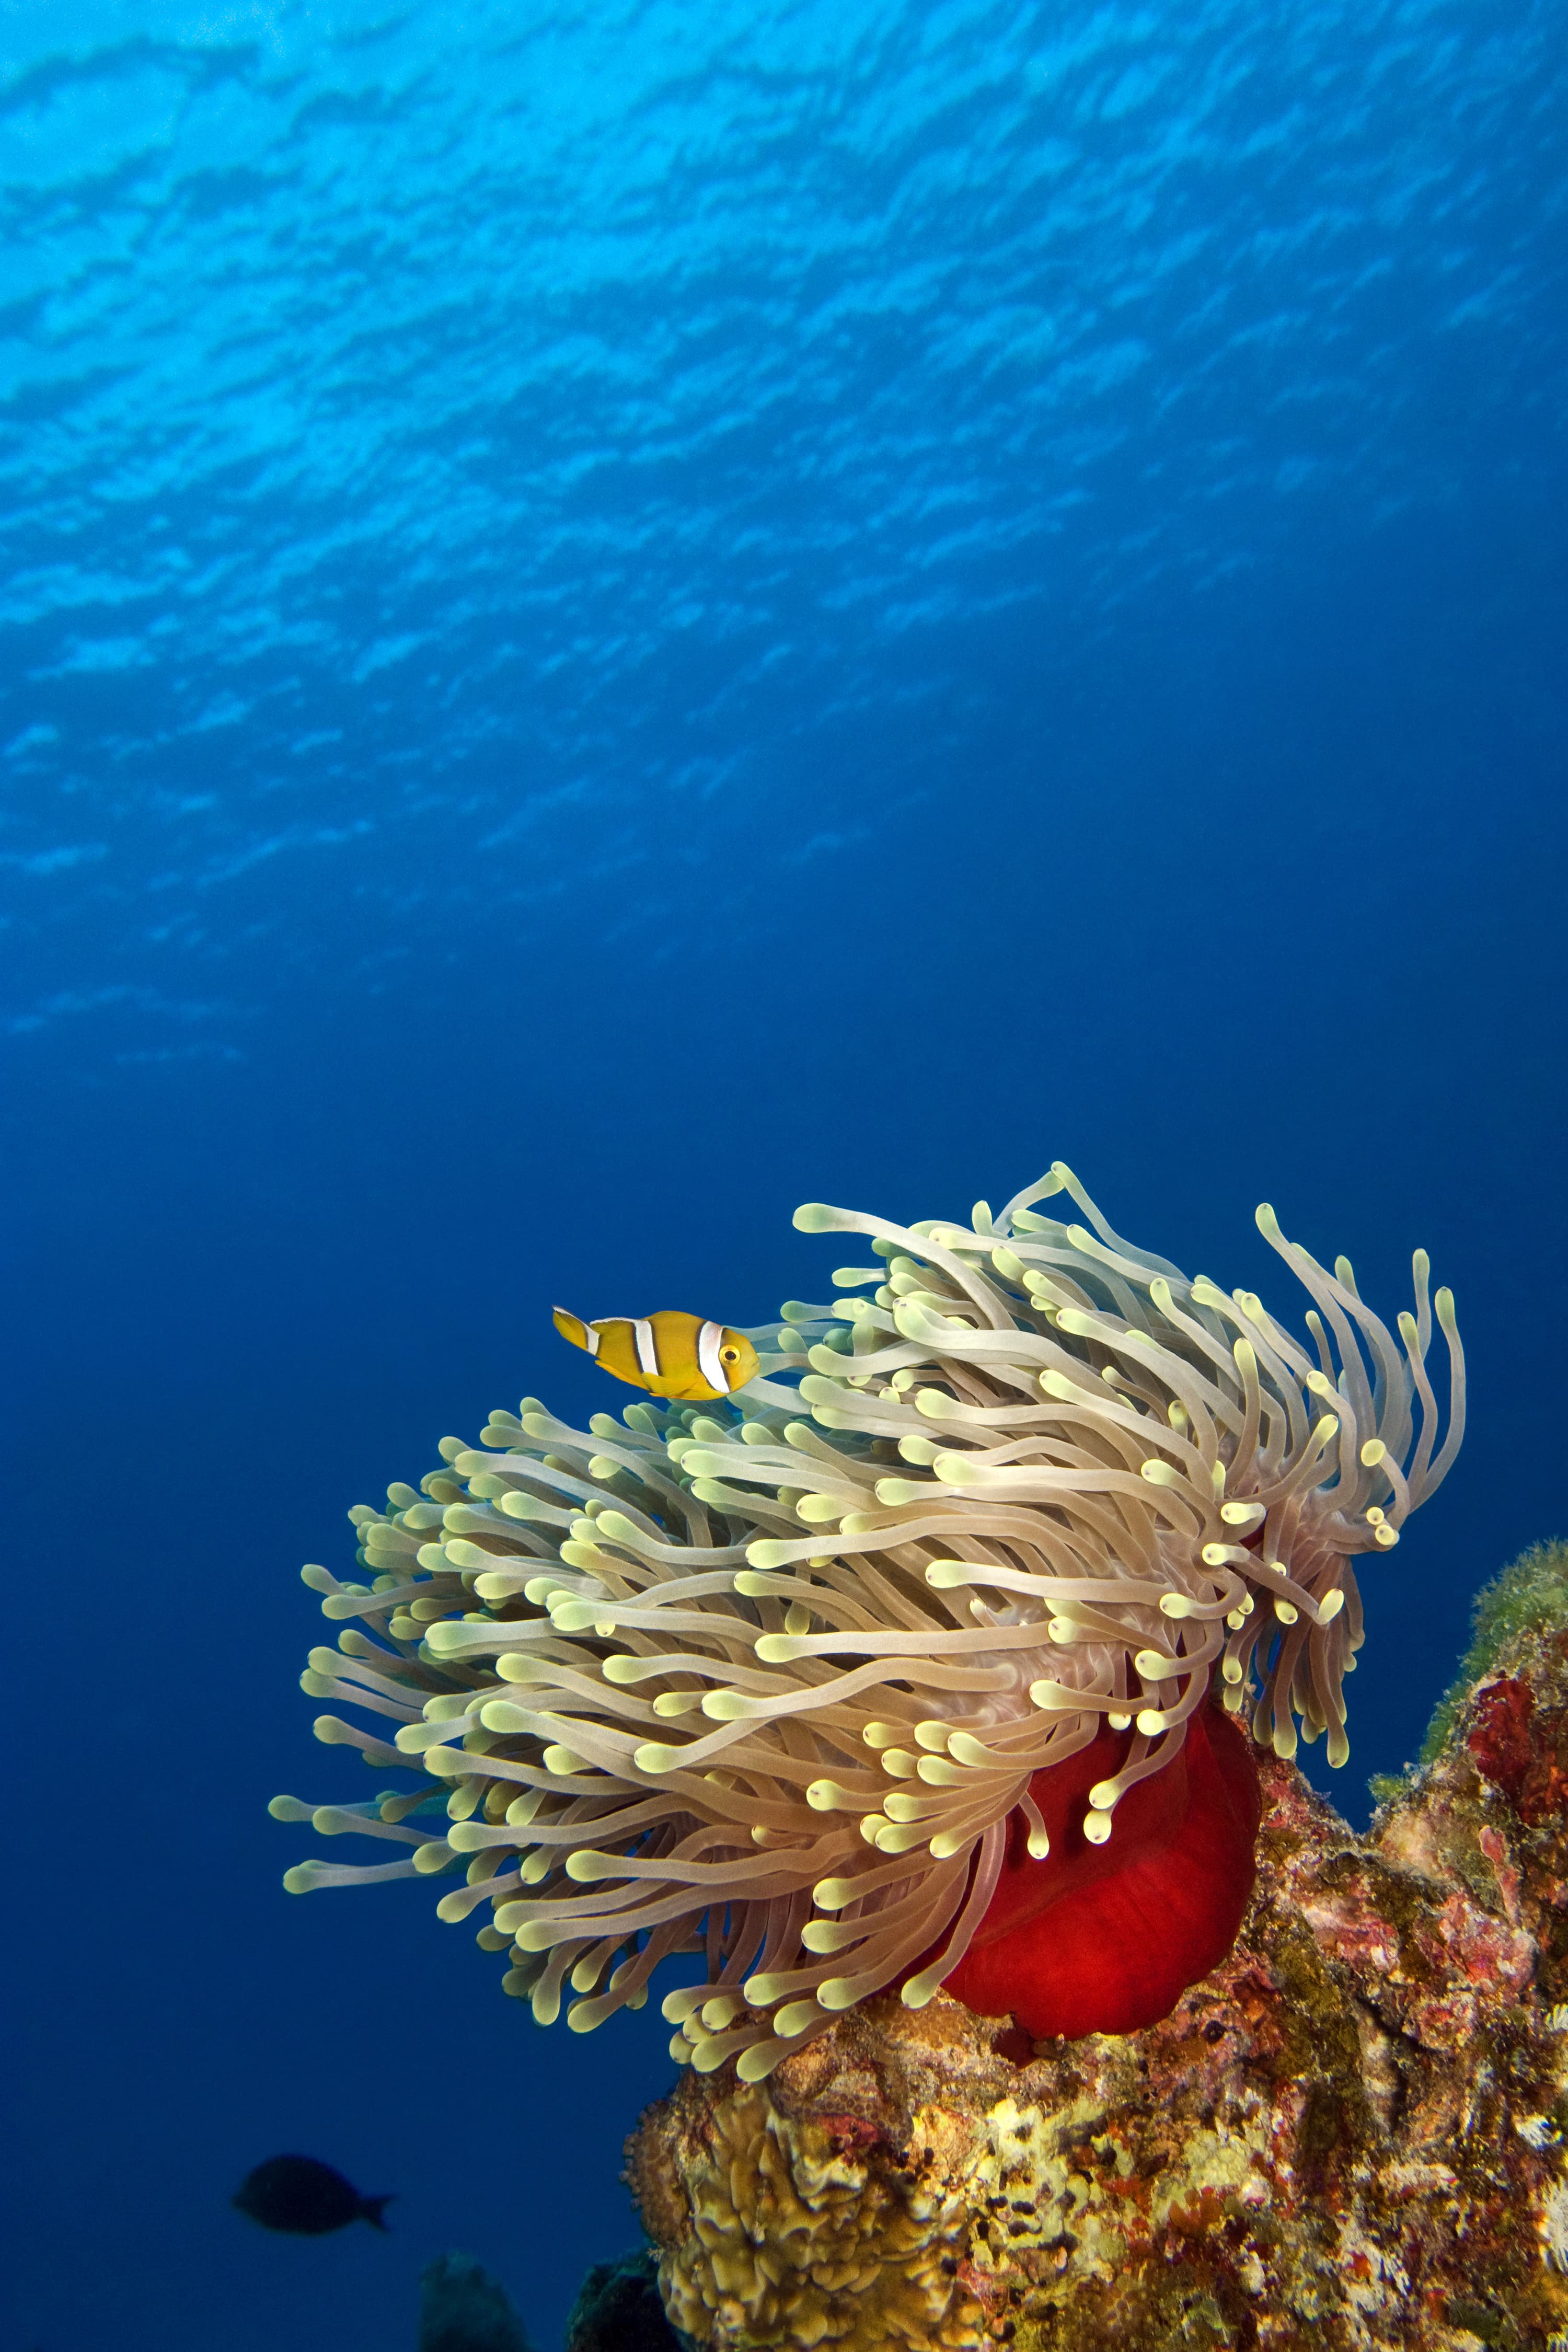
[273,1166,1463,2079]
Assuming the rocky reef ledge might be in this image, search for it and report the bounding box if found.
[625,1551,1568,2352]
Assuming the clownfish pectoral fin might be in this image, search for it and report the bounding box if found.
[552,1307,599,1359]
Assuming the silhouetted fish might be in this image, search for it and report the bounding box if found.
[232,2153,394,2235]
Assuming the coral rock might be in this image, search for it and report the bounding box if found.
[419,2252,532,2352]
[566,2247,691,2352]
[627,1604,1568,2352]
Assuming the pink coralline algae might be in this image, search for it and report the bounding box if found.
[1469,1676,1536,1805]
[626,1589,1568,2352]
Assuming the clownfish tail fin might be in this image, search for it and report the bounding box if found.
[552,1307,599,1358]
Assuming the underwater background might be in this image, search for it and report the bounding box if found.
[2,0,1564,2345]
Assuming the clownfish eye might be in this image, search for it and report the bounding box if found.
[721,1346,739,1362]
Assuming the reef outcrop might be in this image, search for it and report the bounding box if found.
[626,1562,1568,2351]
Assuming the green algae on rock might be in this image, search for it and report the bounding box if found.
[626,1593,1568,2352]
[1416,1536,1568,1768]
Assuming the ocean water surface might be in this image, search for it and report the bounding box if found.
[3,1,1565,2346]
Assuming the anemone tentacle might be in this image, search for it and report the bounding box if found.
[274,1166,1463,2073]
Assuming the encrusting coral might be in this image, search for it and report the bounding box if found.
[273,1166,1462,2078]
[626,1556,1568,2352]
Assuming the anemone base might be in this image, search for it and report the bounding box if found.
[943,1704,1263,2039]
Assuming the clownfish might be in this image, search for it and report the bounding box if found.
[552,1307,760,1402]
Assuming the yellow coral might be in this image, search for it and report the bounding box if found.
[654,2085,982,2352]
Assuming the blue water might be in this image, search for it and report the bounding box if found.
[3,2,1564,2346]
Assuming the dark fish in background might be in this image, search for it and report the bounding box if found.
[232,2153,394,2235]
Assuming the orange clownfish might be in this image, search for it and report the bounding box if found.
[551,1308,760,1403]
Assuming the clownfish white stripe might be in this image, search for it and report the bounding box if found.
[582,1322,601,1357]
[633,1318,659,1377]
[696,1319,727,1394]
